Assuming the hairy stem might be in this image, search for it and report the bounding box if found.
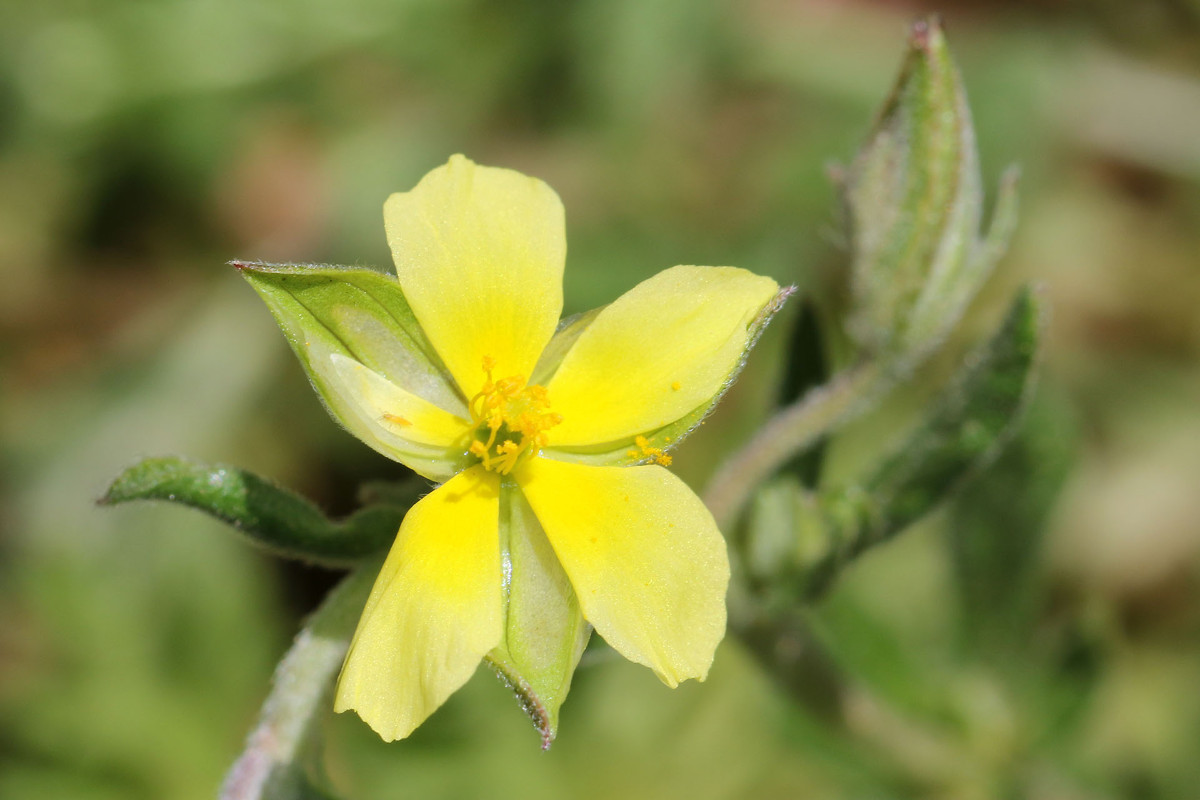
[704,363,887,531]
[220,561,379,800]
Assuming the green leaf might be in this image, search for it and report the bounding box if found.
[100,457,416,566]
[485,487,591,748]
[807,591,952,721]
[861,286,1042,533]
[744,287,1044,601]
[841,16,1017,358]
[948,393,1075,651]
[236,261,465,481]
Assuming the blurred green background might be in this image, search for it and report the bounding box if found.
[4,1,1200,798]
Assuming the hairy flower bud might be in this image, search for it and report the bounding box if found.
[840,16,1018,360]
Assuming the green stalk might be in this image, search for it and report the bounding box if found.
[703,362,887,531]
[220,561,380,800]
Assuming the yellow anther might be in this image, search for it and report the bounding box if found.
[629,434,674,466]
[382,413,412,427]
[467,356,561,475]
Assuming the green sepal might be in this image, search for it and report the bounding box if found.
[547,285,795,468]
[100,456,417,567]
[235,261,465,481]
[530,306,606,386]
[745,287,1043,601]
[485,484,591,749]
[841,16,1017,359]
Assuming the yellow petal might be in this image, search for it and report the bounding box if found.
[318,350,468,480]
[515,457,729,686]
[545,265,780,447]
[334,466,503,741]
[385,155,565,398]
[328,353,467,446]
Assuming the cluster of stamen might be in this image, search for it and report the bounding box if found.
[627,435,672,466]
[467,356,562,474]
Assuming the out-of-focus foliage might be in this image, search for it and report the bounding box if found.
[4,1,1200,799]
[745,287,1042,605]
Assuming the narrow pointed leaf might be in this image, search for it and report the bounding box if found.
[948,397,1074,650]
[100,457,415,566]
[863,286,1042,530]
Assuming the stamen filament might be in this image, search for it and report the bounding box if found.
[466,356,561,475]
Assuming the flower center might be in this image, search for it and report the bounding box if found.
[467,356,562,474]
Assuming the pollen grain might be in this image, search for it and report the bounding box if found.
[467,357,562,474]
[630,434,673,466]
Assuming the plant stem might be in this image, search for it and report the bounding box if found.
[220,560,379,800]
[704,363,887,531]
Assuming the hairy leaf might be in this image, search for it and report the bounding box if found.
[100,457,417,566]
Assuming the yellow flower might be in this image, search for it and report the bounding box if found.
[241,155,784,743]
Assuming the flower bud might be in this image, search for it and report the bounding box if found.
[840,16,1018,359]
